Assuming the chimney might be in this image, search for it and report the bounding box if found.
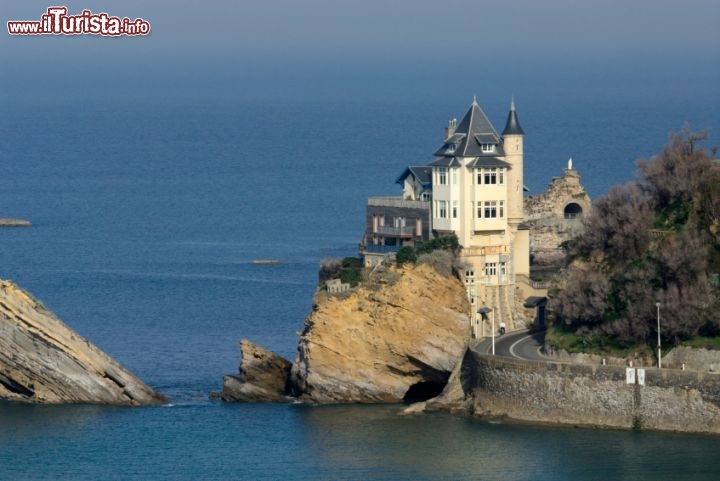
[444,118,457,141]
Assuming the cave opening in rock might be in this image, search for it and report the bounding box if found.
[0,374,35,398]
[403,381,447,403]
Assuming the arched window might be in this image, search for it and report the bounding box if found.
[564,203,583,219]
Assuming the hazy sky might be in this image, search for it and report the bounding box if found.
[2,0,720,101]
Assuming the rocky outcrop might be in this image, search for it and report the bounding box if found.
[0,280,166,405]
[524,164,591,266]
[290,263,470,403]
[221,340,292,402]
[222,263,471,404]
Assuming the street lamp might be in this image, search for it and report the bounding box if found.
[655,302,661,369]
[492,310,495,355]
[477,307,494,355]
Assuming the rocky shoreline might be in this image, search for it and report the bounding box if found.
[4,255,718,435]
[0,280,166,406]
[222,263,470,404]
[220,262,720,435]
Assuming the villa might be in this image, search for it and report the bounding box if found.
[360,98,549,332]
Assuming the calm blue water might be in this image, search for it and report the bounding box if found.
[1,86,719,480]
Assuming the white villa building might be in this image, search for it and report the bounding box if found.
[361,98,536,332]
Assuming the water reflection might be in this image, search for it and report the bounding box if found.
[0,402,119,439]
[293,404,720,481]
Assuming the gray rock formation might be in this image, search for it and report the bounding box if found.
[221,340,292,402]
[0,280,166,405]
[524,163,591,266]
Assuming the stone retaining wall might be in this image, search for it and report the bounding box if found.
[458,349,720,434]
[541,346,652,367]
[543,345,720,372]
[663,346,720,372]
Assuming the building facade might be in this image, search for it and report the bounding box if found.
[361,98,533,330]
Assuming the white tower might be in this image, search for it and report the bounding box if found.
[501,98,525,228]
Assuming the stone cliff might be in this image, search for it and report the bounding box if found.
[223,263,471,403]
[292,263,470,403]
[0,281,166,405]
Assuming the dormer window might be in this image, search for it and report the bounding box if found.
[481,144,495,153]
[446,143,457,154]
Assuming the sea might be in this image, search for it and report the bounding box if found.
[1,78,719,480]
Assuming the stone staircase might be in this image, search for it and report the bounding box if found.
[481,284,516,334]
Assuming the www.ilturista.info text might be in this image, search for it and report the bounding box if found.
[8,7,150,36]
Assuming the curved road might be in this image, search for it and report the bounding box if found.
[474,328,548,361]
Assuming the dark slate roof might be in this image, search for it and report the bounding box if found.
[429,157,462,167]
[445,133,466,144]
[409,166,432,184]
[502,99,525,136]
[434,99,504,158]
[467,157,511,169]
[524,296,547,308]
[474,133,499,144]
[395,165,432,186]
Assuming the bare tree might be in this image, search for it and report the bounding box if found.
[550,128,720,347]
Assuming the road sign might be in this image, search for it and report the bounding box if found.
[626,368,636,384]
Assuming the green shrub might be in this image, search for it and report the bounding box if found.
[416,234,460,255]
[320,257,363,288]
[682,336,720,350]
[339,266,362,287]
[396,246,418,266]
[336,257,363,287]
[342,257,363,269]
[545,324,650,357]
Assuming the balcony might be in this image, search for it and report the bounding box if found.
[375,225,417,237]
[362,244,401,254]
[367,196,430,210]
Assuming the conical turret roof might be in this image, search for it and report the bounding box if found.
[502,98,524,136]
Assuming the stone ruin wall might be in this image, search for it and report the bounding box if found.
[524,166,592,267]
